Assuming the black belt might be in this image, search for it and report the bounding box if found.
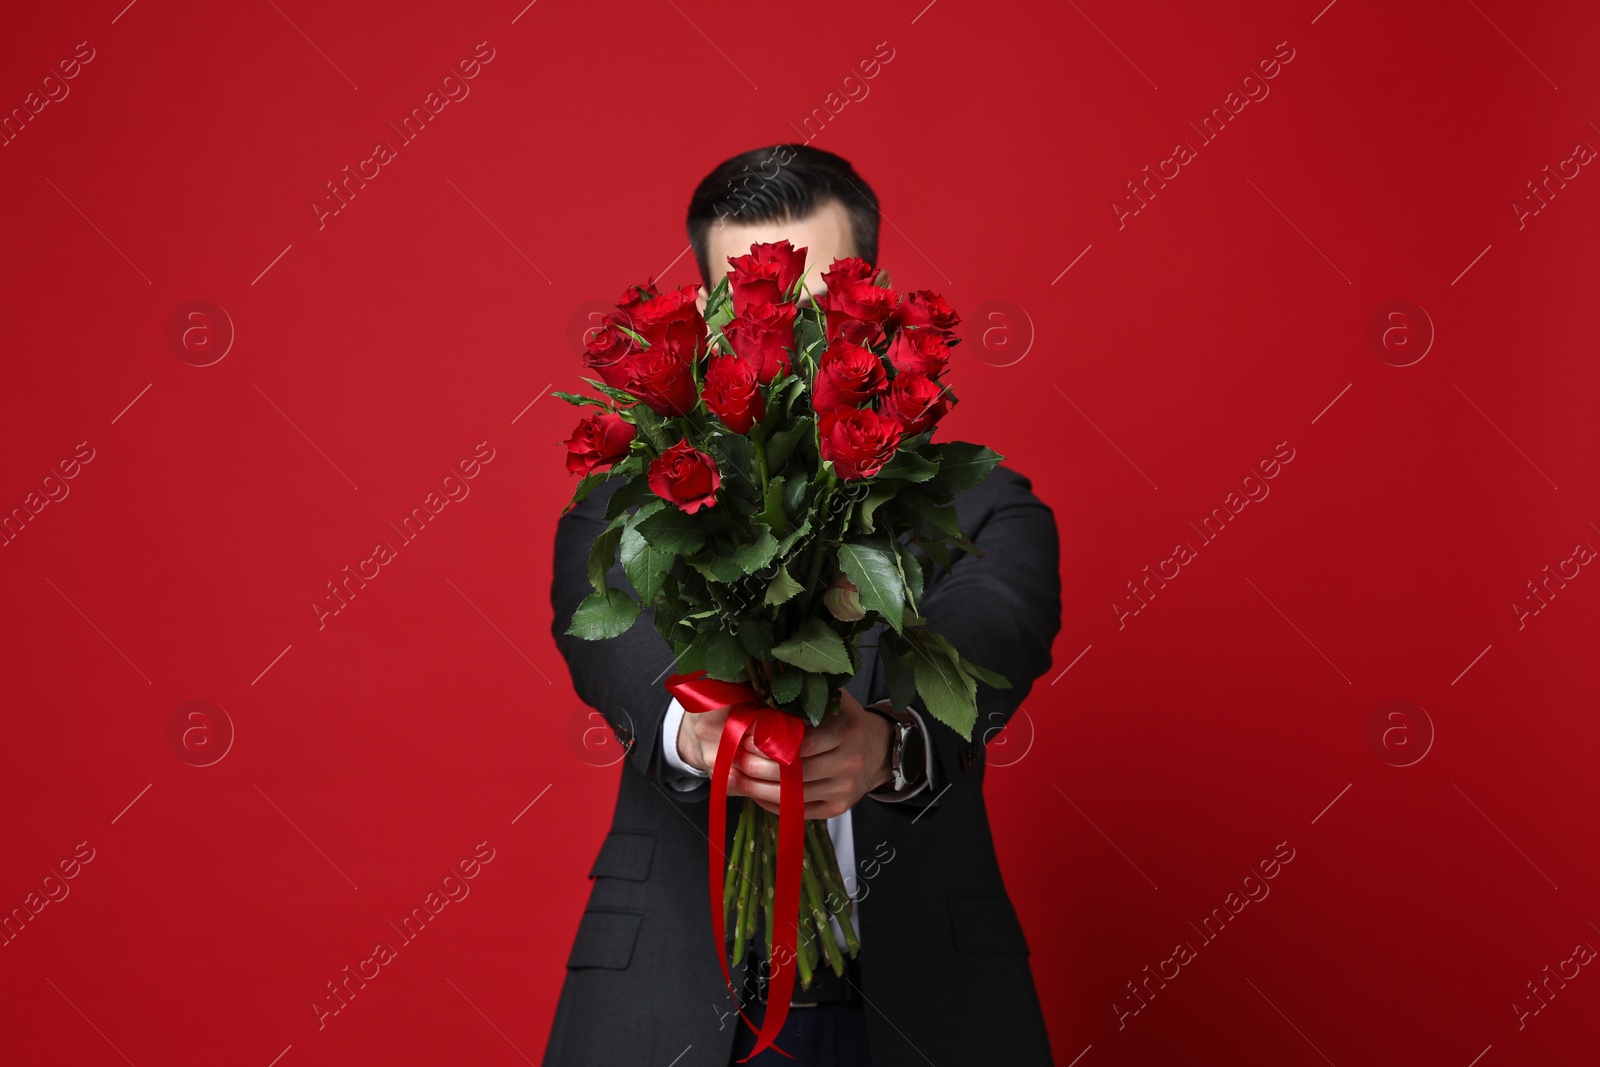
[735,942,861,1007]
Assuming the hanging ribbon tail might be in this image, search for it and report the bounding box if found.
[666,670,797,1061]
[742,729,806,1062]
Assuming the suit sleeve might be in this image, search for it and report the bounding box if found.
[551,476,709,803]
[865,463,1062,820]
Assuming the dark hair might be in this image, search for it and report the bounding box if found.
[685,144,880,289]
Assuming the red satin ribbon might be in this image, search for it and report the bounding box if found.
[666,669,806,1062]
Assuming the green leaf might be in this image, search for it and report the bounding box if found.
[605,479,659,522]
[793,311,825,370]
[708,431,759,496]
[563,469,610,514]
[872,448,939,483]
[730,523,779,572]
[764,564,803,606]
[800,670,831,725]
[635,504,707,554]
[893,489,962,540]
[553,390,611,410]
[702,627,748,681]
[758,474,790,536]
[880,635,917,715]
[837,538,906,633]
[853,483,898,534]
[909,635,976,740]
[627,402,675,451]
[619,525,673,603]
[774,513,813,558]
[895,538,925,610]
[926,442,1003,497]
[961,655,1012,690]
[704,276,735,333]
[736,618,774,661]
[770,666,804,705]
[580,377,643,407]
[764,417,812,472]
[587,524,624,594]
[565,589,641,640]
[770,616,852,674]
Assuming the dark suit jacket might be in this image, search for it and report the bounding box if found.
[543,463,1061,1066]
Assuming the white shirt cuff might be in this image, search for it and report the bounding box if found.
[662,696,710,788]
[867,705,935,803]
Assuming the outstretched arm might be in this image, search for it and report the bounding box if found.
[551,476,693,799]
[866,463,1062,820]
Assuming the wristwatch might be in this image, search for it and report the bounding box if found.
[863,701,925,793]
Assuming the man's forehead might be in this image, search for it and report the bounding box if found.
[708,199,856,262]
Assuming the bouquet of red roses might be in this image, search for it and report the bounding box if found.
[557,241,1007,1051]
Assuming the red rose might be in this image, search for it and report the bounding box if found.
[648,440,721,513]
[727,240,807,314]
[564,411,636,475]
[616,279,661,314]
[582,318,643,390]
[890,290,961,331]
[885,327,952,379]
[626,284,706,354]
[625,344,698,416]
[703,355,765,434]
[722,301,796,384]
[812,340,888,413]
[821,281,895,348]
[818,406,903,480]
[881,370,951,436]
[821,257,879,291]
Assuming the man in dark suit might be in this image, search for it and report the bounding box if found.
[544,145,1061,1066]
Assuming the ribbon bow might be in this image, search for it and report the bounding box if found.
[666,669,807,1062]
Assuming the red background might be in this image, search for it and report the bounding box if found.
[3,1,1596,1063]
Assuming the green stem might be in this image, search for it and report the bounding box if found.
[795,912,817,991]
[724,801,751,930]
[760,814,777,965]
[732,801,759,966]
[796,478,839,617]
[753,424,770,498]
[802,846,847,977]
[807,821,859,958]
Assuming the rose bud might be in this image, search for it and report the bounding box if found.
[823,572,865,622]
[884,327,951,379]
[727,240,808,313]
[564,411,636,476]
[882,370,951,436]
[647,439,722,513]
[818,406,903,480]
[723,301,796,384]
[703,355,765,434]
[812,340,888,413]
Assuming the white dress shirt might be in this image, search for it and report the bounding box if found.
[660,696,936,954]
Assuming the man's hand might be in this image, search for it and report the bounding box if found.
[677,689,893,818]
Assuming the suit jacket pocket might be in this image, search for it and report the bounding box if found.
[566,908,643,970]
[588,830,655,882]
[947,893,1031,955]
